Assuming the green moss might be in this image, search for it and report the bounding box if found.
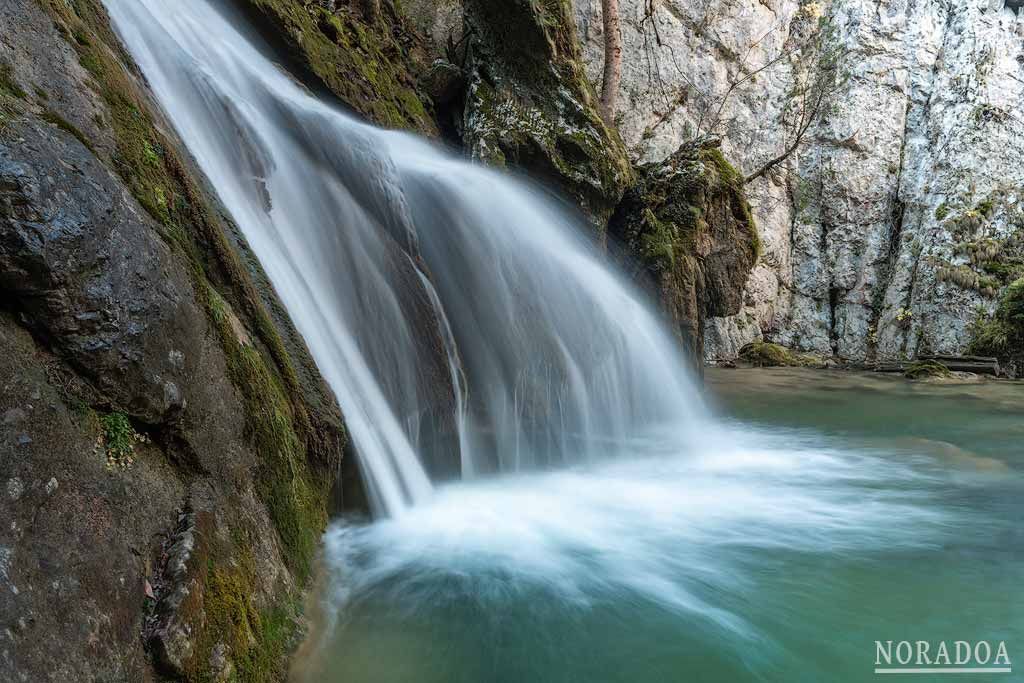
[904,359,951,380]
[997,277,1024,326]
[934,202,950,221]
[968,277,1024,359]
[738,341,815,367]
[0,60,27,99]
[40,109,95,153]
[706,147,744,189]
[187,540,301,683]
[737,339,828,368]
[240,0,435,133]
[704,148,760,258]
[207,290,326,584]
[639,208,676,270]
[981,258,1024,285]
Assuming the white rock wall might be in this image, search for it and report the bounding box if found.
[574,0,1024,361]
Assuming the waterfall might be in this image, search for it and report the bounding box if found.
[103,0,704,515]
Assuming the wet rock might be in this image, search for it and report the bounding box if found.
[0,119,204,424]
[0,1,348,680]
[419,59,466,105]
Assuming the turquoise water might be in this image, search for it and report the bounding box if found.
[299,370,1023,682]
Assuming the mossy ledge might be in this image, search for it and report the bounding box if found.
[609,145,760,364]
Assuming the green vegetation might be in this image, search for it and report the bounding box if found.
[208,289,326,585]
[241,0,434,133]
[0,60,27,99]
[934,202,950,221]
[97,411,147,469]
[706,148,761,259]
[969,277,1024,359]
[639,208,677,270]
[739,341,823,368]
[178,520,302,683]
[903,359,951,380]
[40,109,95,152]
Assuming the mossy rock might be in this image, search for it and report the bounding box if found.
[738,341,822,368]
[609,145,759,363]
[21,1,347,679]
[239,0,437,134]
[461,0,634,229]
[904,359,952,380]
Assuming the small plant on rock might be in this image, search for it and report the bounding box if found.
[895,307,913,329]
[96,412,148,470]
[969,277,1024,359]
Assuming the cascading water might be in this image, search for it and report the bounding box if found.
[104,3,1022,682]
[103,0,704,515]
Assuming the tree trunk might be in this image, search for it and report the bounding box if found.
[599,0,622,126]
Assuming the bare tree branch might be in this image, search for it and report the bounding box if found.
[600,0,623,125]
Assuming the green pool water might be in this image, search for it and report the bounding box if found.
[297,369,1024,683]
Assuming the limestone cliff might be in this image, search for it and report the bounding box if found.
[574,0,1024,363]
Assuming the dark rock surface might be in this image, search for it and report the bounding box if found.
[1,119,206,424]
[461,0,634,231]
[1,0,348,680]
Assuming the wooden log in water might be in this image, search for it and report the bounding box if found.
[871,355,1001,376]
[918,355,1000,375]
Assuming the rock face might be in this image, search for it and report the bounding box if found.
[239,0,438,134]
[1,0,348,680]
[575,0,1024,361]
[610,145,759,361]
[461,0,635,229]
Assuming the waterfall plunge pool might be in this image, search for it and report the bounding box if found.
[297,369,1024,682]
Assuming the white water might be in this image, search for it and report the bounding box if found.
[321,425,950,634]
[104,0,704,515]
